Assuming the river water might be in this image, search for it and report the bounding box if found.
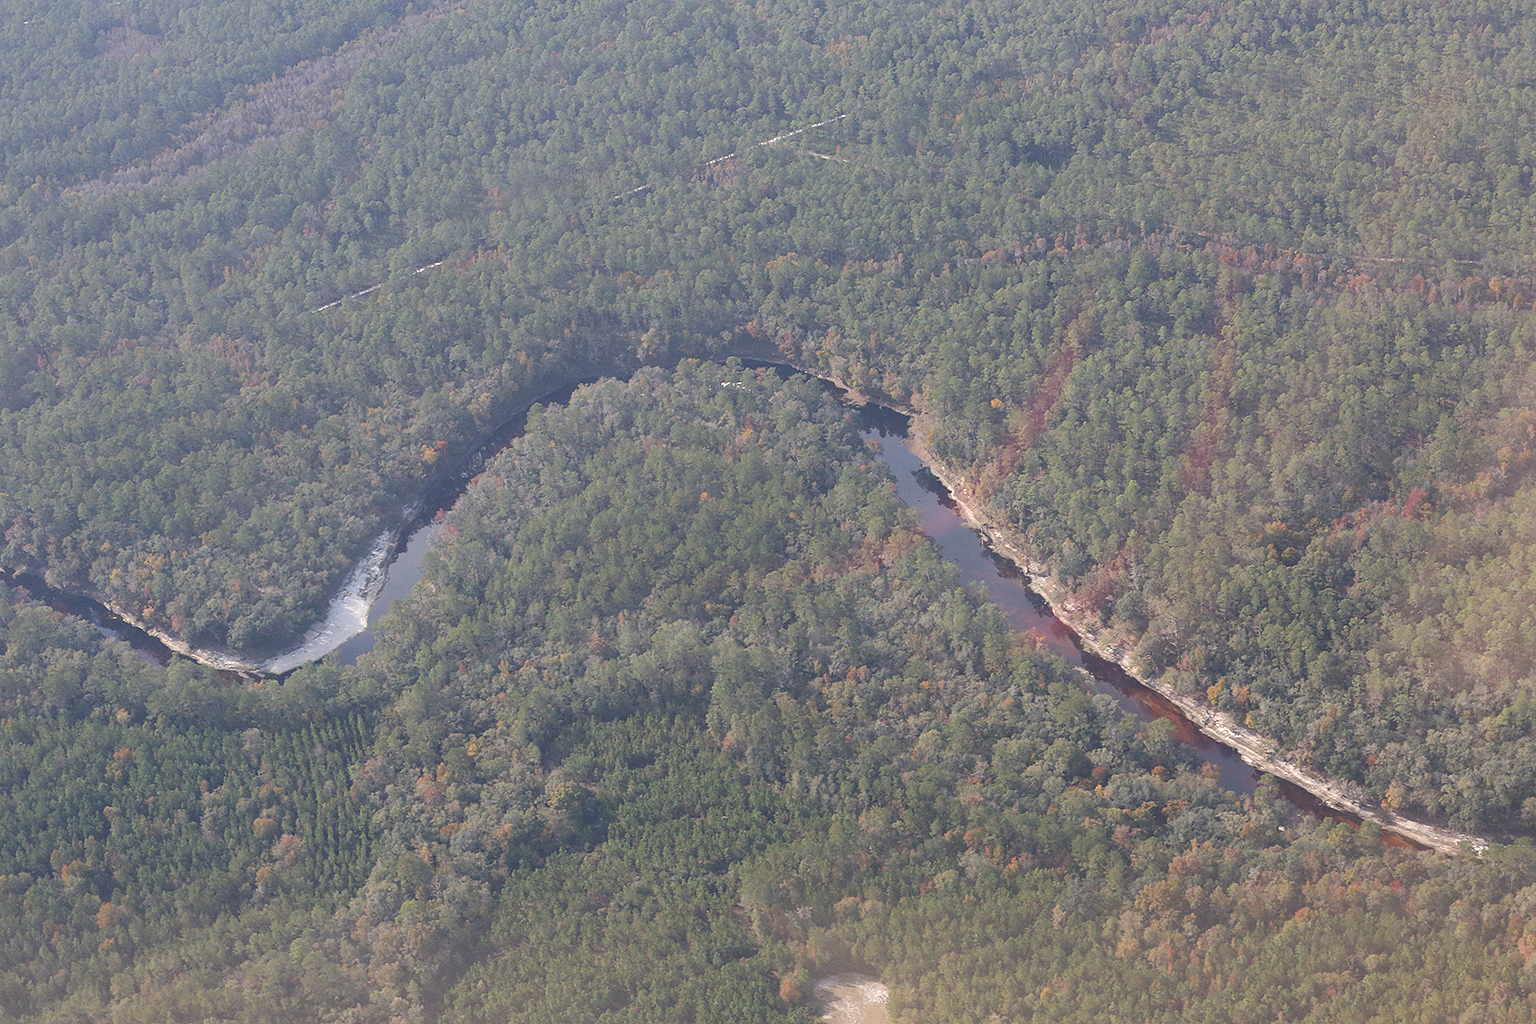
[7,369,1371,819]
[261,378,595,673]
[860,418,1263,797]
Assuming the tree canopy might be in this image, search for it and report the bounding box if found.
[5,0,1536,1017]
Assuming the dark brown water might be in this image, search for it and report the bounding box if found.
[5,369,1389,834]
[860,422,1264,797]
[857,409,1405,840]
[1,570,173,666]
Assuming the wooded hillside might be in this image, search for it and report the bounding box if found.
[6,0,1536,1018]
[6,365,1536,1023]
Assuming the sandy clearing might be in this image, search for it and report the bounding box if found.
[812,973,892,1024]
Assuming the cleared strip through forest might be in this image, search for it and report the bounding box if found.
[307,113,848,313]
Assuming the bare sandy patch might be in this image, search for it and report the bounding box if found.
[812,973,891,1024]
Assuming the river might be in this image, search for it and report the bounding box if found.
[862,415,1259,796]
[0,367,1422,834]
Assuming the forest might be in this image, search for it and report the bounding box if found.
[3,363,1535,1023]
[5,0,1536,1018]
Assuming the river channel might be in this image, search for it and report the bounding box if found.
[5,367,1385,827]
[862,413,1258,794]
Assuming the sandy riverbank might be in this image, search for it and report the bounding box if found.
[894,413,1484,855]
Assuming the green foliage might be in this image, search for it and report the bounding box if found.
[0,586,376,1018]
[8,0,1535,665]
[7,0,1536,1017]
[6,365,1536,1022]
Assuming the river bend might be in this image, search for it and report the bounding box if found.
[5,366,1472,845]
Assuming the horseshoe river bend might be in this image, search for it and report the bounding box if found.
[4,361,1482,853]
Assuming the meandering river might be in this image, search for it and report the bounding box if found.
[3,367,1423,834]
[861,412,1262,796]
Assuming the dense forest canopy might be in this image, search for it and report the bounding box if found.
[9,0,1536,658]
[5,0,1536,1018]
[4,364,1536,1024]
